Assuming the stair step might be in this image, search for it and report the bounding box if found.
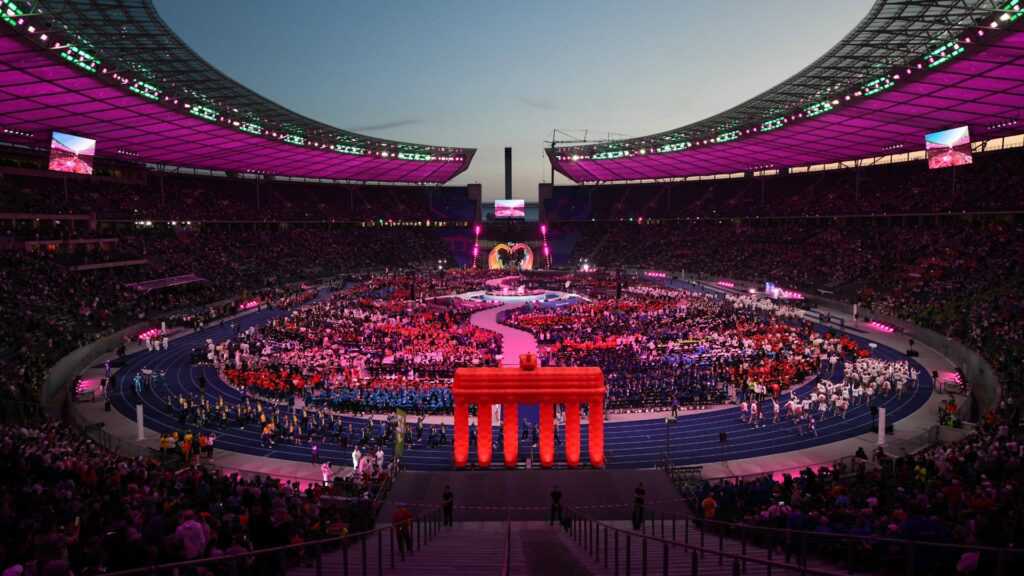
[290,518,847,576]
[288,521,511,576]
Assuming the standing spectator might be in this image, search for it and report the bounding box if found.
[392,504,413,557]
[632,482,647,530]
[442,485,454,527]
[550,485,563,526]
[701,493,718,522]
[175,510,209,560]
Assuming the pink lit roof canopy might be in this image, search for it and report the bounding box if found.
[0,0,474,183]
[549,0,1024,182]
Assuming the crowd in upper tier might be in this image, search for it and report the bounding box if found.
[544,146,1024,222]
[0,164,477,222]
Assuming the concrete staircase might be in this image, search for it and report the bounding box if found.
[288,521,519,576]
[288,520,642,576]
[288,517,846,575]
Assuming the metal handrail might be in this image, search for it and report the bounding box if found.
[500,511,513,576]
[565,505,845,576]
[573,502,1024,559]
[101,504,444,576]
[700,515,1021,562]
[564,502,1022,576]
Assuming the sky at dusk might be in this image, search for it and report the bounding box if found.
[155,0,874,200]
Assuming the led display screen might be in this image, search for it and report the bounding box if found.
[494,199,526,218]
[925,126,972,169]
[49,131,96,175]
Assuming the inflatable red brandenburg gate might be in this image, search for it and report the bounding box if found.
[453,356,606,469]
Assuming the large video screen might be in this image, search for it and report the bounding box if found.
[494,199,526,219]
[49,131,96,175]
[925,126,972,170]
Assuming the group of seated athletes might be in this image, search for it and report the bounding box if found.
[96,271,943,474]
[738,355,923,435]
[505,286,849,412]
[203,279,501,414]
[167,386,454,455]
[181,276,929,430]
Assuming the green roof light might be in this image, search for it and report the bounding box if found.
[59,45,99,74]
[862,76,894,96]
[398,152,434,161]
[656,141,691,154]
[189,105,218,121]
[128,80,161,101]
[928,40,965,68]
[2,0,24,28]
[238,122,262,135]
[804,101,833,118]
[331,144,366,155]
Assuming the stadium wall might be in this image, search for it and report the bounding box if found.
[43,322,147,415]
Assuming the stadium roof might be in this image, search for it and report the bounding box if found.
[549,0,1024,183]
[0,0,474,183]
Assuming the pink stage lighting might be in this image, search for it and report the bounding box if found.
[716,280,736,288]
[868,321,895,334]
[474,225,481,237]
[645,271,668,278]
[540,224,547,236]
[239,299,261,311]
[137,328,162,341]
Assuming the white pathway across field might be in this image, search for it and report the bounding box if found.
[468,302,538,367]
[467,302,540,425]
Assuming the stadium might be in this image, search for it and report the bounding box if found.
[0,0,1021,574]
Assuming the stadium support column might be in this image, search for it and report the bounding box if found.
[477,402,492,468]
[504,147,512,200]
[588,397,605,468]
[565,402,581,468]
[877,407,886,446]
[454,399,469,468]
[503,402,518,468]
[539,402,555,468]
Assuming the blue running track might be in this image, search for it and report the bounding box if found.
[108,309,933,470]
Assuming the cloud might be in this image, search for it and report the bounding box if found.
[348,119,421,132]
[517,96,559,111]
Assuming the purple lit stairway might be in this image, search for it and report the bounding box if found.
[288,521,529,576]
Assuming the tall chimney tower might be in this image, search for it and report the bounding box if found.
[504,147,512,200]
